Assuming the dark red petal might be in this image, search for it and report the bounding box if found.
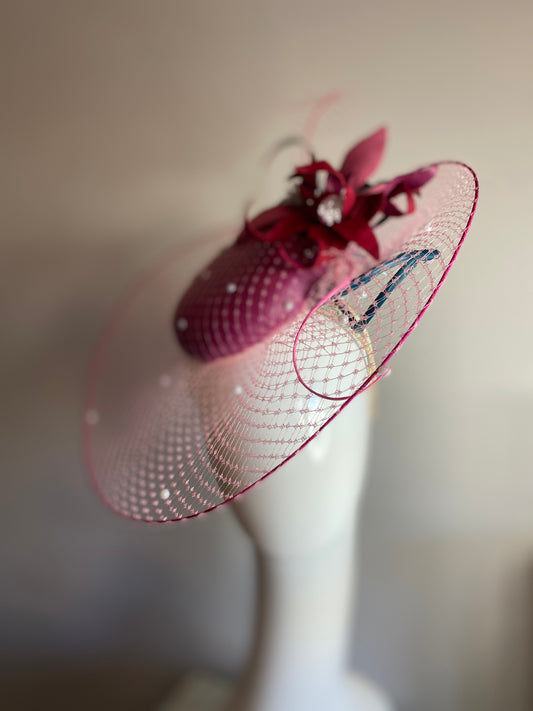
[381,201,403,217]
[381,187,416,216]
[399,165,437,190]
[308,223,346,252]
[350,193,382,222]
[294,160,347,198]
[293,160,336,177]
[340,127,387,188]
[326,174,345,194]
[332,219,380,259]
[362,166,437,201]
[245,205,308,243]
[268,213,309,242]
[358,165,437,218]
[249,204,302,231]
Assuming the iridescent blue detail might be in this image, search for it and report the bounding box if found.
[335,249,440,332]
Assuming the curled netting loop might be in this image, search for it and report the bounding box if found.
[293,162,477,399]
[84,162,477,522]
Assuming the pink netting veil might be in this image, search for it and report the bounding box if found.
[84,161,477,522]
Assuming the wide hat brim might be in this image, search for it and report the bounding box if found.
[84,161,478,522]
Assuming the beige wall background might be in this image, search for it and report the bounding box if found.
[2,1,533,709]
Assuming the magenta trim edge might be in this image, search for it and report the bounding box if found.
[82,162,479,524]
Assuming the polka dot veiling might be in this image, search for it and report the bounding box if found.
[84,162,478,522]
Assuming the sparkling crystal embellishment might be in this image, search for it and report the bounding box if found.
[316,194,343,227]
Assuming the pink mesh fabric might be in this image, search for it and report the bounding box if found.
[84,162,478,522]
[175,237,325,361]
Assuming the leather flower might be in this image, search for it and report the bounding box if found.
[241,127,435,267]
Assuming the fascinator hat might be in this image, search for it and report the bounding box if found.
[84,118,478,522]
